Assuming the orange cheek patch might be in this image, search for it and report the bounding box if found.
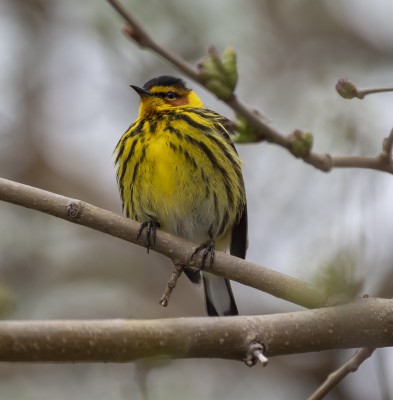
[171,97,189,106]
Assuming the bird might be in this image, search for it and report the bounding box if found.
[114,75,247,316]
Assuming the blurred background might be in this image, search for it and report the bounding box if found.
[1,0,393,399]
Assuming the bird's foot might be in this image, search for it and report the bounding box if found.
[137,220,160,253]
[191,239,215,270]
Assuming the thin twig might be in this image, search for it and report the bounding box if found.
[106,0,393,175]
[107,0,155,49]
[159,259,184,307]
[308,347,375,400]
[332,155,393,173]
[357,86,393,99]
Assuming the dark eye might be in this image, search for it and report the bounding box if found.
[166,91,177,100]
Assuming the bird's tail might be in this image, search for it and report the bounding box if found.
[203,273,238,316]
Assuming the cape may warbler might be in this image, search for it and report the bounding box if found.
[114,75,247,316]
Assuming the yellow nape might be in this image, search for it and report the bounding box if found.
[186,90,205,108]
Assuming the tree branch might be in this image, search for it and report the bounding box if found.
[0,298,391,363]
[106,0,393,175]
[0,177,325,309]
[308,347,376,400]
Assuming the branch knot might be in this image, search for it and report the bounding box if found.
[67,201,81,218]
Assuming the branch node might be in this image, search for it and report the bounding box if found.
[122,24,145,47]
[288,129,314,158]
[159,259,184,307]
[66,201,81,219]
[235,112,266,143]
[244,340,268,367]
[316,153,333,172]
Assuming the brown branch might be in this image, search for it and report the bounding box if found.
[308,347,376,400]
[106,0,393,175]
[0,298,391,363]
[0,177,325,309]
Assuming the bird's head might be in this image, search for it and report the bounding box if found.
[131,75,205,116]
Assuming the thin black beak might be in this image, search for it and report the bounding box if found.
[130,85,153,97]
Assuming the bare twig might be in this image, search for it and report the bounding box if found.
[159,259,184,307]
[107,0,200,82]
[106,0,393,175]
[308,347,376,400]
[0,299,391,363]
[332,155,392,173]
[0,177,325,309]
[357,87,393,99]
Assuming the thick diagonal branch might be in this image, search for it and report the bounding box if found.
[0,177,324,309]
